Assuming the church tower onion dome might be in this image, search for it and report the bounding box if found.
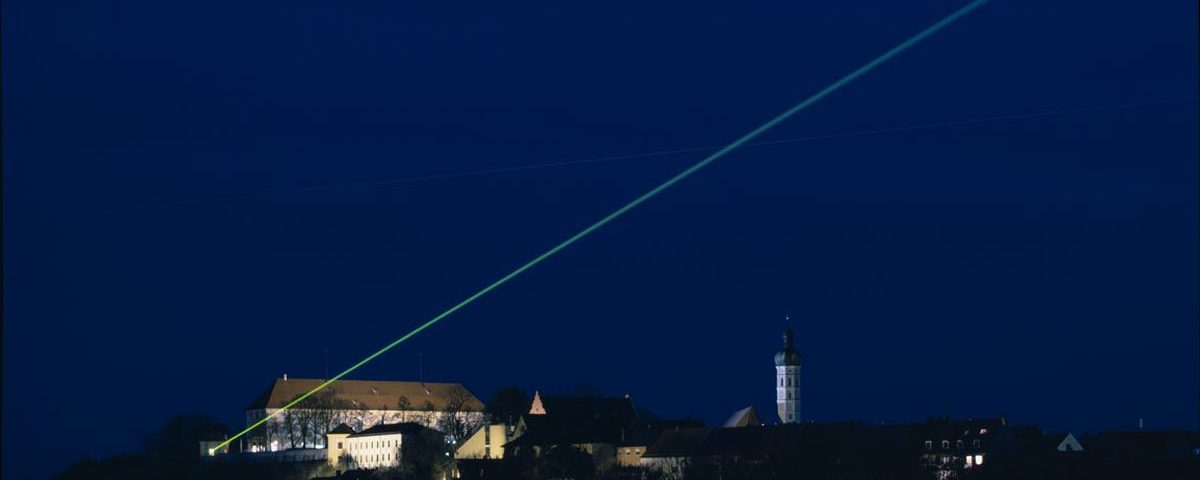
[775,327,801,366]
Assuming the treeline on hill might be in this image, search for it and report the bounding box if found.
[51,392,1200,480]
[51,415,328,480]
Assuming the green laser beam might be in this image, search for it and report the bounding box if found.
[213,0,992,453]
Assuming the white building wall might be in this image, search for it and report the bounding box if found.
[246,408,482,451]
[775,365,799,423]
[345,433,404,469]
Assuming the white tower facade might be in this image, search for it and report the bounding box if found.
[774,327,801,423]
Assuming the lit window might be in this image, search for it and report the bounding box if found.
[966,455,974,467]
[974,455,983,465]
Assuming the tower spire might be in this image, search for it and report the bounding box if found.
[774,322,801,424]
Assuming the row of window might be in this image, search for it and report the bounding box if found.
[622,448,643,455]
[349,453,393,466]
[349,439,397,450]
[778,377,796,387]
[924,439,981,450]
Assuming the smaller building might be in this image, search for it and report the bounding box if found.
[909,417,1004,478]
[456,422,520,460]
[325,422,441,470]
[617,420,705,468]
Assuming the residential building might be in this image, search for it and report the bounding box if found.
[325,422,441,470]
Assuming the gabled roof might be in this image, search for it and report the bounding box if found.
[246,378,484,411]
[620,419,707,447]
[329,424,355,435]
[532,395,636,424]
[505,394,639,448]
[643,428,712,458]
[351,422,434,437]
[1057,432,1083,452]
[722,406,762,428]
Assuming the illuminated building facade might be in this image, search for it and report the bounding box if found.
[244,377,484,452]
[774,327,801,424]
[325,422,440,470]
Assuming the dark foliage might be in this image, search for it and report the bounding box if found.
[486,386,531,423]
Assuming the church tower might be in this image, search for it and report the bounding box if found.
[774,326,801,423]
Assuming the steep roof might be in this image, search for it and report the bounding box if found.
[723,406,762,428]
[352,422,434,437]
[505,395,639,448]
[246,378,484,411]
[620,419,707,447]
[533,395,636,423]
[643,427,712,458]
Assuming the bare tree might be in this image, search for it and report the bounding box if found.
[281,403,301,449]
[303,388,350,447]
[397,395,413,423]
[440,385,483,444]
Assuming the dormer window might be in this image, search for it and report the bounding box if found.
[925,441,932,450]
[942,440,950,449]
[956,440,964,449]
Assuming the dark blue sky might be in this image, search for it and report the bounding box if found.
[3,1,1197,478]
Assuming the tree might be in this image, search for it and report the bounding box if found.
[573,383,604,398]
[542,445,595,479]
[397,395,413,423]
[142,415,229,470]
[441,385,484,445]
[486,386,530,423]
[281,405,301,449]
[399,428,452,480]
[303,388,350,448]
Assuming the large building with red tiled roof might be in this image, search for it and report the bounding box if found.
[244,376,484,452]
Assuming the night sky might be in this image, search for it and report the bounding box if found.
[3,1,1197,478]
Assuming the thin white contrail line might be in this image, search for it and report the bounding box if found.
[155,96,1194,210]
